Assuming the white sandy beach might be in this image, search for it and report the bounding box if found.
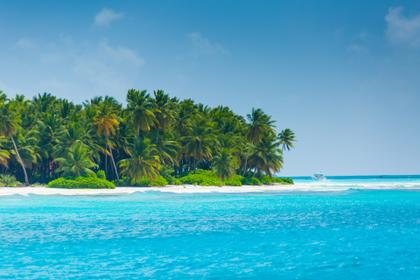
[0,185,302,196]
[1,181,420,196]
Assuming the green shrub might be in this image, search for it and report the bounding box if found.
[47,176,115,189]
[260,175,272,185]
[271,177,294,184]
[136,176,168,187]
[0,174,20,187]
[256,175,294,185]
[166,175,182,185]
[241,176,262,186]
[160,168,181,185]
[179,169,223,186]
[96,170,106,180]
[224,175,243,186]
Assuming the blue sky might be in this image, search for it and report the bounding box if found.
[1,0,420,175]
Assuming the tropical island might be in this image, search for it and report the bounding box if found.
[0,90,295,189]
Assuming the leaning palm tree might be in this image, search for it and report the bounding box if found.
[213,149,237,181]
[55,140,98,178]
[93,101,121,180]
[0,103,29,185]
[119,138,161,183]
[278,128,296,151]
[246,108,275,144]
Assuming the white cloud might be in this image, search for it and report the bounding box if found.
[385,6,420,47]
[94,8,124,27]
[15,38,37,50]
[187,32,228,55]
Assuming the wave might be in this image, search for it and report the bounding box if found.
[291,181,420,192]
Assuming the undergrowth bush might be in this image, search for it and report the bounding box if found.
[179,169,223,186]
[47,176,115,189]
[241,176,262,186]
[0,174,21,187]
[224,175,243,186]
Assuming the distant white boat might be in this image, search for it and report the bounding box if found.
[313,173,326,181]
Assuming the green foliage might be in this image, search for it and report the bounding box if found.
[213,148,237,180]
[96,170,106,180]
[179,169,223,186]
[241,176,262,186]
[260,175,273,185]
[47,176,115,189]
[0,90,294,185]
[55,140,98,178]
[119,138,161,182]
[224,175,243,186]
[0,174,21,187]
[271,177,294,185]
[136,176,168,187]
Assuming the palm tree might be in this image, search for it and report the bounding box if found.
[153,90,176,132]
[93,99,121,181]
[181,118,218,170]
[0,148,10,168]
[119,138,161,183]
[213,149,237,180]
[55,140,98,178]
[249,137,283,177]
[246,108,275,144]
[154,138,179,166]
[0,103,29,185]
[126,89,158,136]
[278,128,296,151]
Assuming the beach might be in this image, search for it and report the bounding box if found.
[2,179,420,196]
[0,185,299,196]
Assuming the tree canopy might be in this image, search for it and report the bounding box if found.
[0,90,295,184]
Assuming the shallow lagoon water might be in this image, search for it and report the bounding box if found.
[1,183,420,279]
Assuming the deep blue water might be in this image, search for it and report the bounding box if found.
[1,187,420,278]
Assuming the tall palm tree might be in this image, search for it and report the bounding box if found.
[181,118,218,170]
[0,103,29,185]
[93,99,121,180]
[213,148,237,180]
[126,89,158,136]
[153,90,176,132]
[278,128,296,151]
[55,140,98,178]
[246,108,275,144]
[119,138,161,183]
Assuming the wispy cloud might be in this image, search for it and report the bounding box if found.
[94,8,124,27]
[100,42,144,66]
[385,6,420,47]
[15,38,37,50]
[10,35,145,100]
[346,44,368,54]
[187,32,228,56]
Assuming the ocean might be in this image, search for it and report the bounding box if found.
[1,175,420,279]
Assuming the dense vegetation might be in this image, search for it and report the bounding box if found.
[0,90,295,187]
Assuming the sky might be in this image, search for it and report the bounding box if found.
[0,0,420,176]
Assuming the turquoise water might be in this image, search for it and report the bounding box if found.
[1,179,420,278]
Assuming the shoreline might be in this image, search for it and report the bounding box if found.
[2,181,420,196]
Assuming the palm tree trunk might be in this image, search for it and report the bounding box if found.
[10,136,29,186]
[242,157,248,176]
[108,145,120,181]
